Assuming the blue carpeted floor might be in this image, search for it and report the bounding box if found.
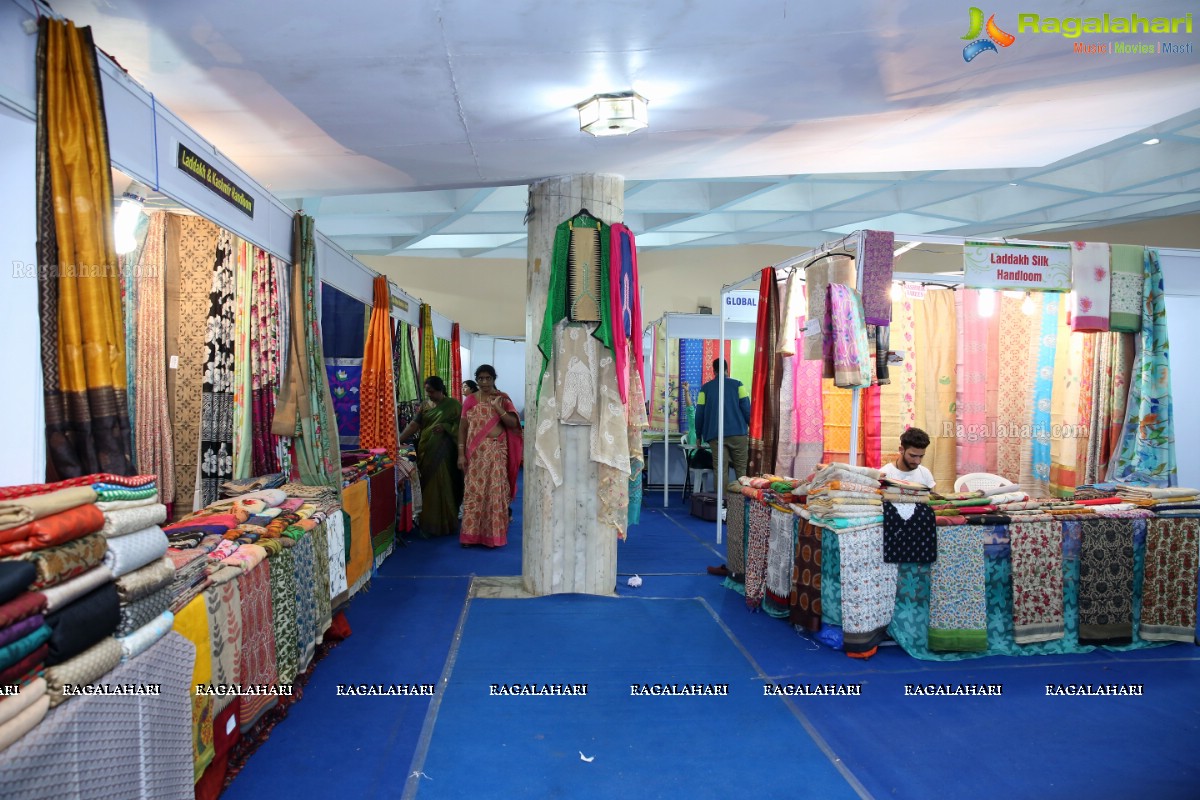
[223,476,1200,800]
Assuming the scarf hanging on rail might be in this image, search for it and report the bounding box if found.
[395,320,422,435]
[199,231,236,506]
[862,381,883,469]
[1107,249,1175,486]
[232,239,254,480]
[1048,299,1080,497]
[133,213,175,508]
[956,290,989,476]
[1070,241,1111,332]
[793,310,825,479]
[700,341,733,382]
[1017,293,1043,493]
[450,323,462,401]
[1086,332,1134,485]
[1030,294,1061,496]
[913,290,957,490]
[420,304,437,383]
[272,255,294,478]
[859,230,895,327]
[250,248,283,477]
[747,268,781,476]
[360,276,400,462]
[36,18,132,481]
[995,294,1036,483]
[165,215,218,514]
[271,215,341,498]
[778,268,803,358]
[1108,244,1144,333]
[609,223,644,403]
[1074,335,1097,483]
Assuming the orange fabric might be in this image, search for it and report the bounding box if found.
[343,479,373,589]
[359,276,399,462]
[0,504,104,554]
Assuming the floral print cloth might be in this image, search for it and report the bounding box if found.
[1070,241,1111,332]
[838,525,898,653]
[1140,517,1197,642]
[928,526,987,651]
[828,283,871,389]
[1009,521,1064,643]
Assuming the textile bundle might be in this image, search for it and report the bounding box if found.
[359,276,400,462]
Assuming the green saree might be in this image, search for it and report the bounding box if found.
[416,398,464,537]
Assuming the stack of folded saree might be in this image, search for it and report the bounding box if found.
[1115,486,1200,517]
[0,562,49,704]
[220,472,287,498]
[800,464,884,532]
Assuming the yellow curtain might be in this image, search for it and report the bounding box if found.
[37,18,131,478]
[913,290,957,489]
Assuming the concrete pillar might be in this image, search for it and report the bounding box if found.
[523,174,624,596]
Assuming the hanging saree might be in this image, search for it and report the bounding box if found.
[435,338,451,386]
[420,304,437,383]
[451,323,462,401]
[956,290,990,476]
[1107,249,1175,486]
[360,276,400,462]
[793,309,825,480]
[1086,332,1134,485]
[413,398,463,538]
[271,215,341,497]
[747,268,781,477]
[609,223,645,404]
[1049,300,1080,497]
[461,393,521,547]
[199,230,236,506]
[231,239,254,480]
[36,18,132,480]
[1030,294,1061,495]
[679,339,703,410]
[648,321,680,433]
[133,213,175,506]
[395,320,423,435]
[250,248,283,477]
[995,294,1036,483]
[1074,335,1097,483]
[119,216,146,456]
[913,290,957,490]
[1108,244,1144,333]
[1070,242,1111,332]
[325,360,363,449]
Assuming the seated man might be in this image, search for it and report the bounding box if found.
[879,427,936,490]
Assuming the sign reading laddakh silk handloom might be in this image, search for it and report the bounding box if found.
[963,242,1071,291]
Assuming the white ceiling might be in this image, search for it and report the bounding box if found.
[55,0,1200,259]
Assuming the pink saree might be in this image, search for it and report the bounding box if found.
[461,393,522,546]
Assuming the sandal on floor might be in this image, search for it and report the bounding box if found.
[706,564,731,577]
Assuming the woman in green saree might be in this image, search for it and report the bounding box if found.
[399,376,464,537]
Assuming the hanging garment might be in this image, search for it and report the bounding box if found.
[793,310,825,480]
[133,212,176,507]
[360,276,400,462]
[1077,518,1135,645]
[231,239,254,480]
[802,255,856,367]
[859,230,895,327]
[1048,298,1079,497]
[1086,332,1134,485]
[1107,244,1144,333]
[956,289,990,476]
[199,231,236,507]
[250,247,283,477]
[609,223,645,404]
[450,323,462,401]
[747,268,781,476]
[1030,294,1061,495]
[882,502,937,564]
[828,284,872,389]
[839,525,898,655]
[1070,241,1111,332]
[927,526,988,652]
[995,293,1036,483]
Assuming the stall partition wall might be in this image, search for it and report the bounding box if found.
[466,336,527,414]
[0,106,43,486]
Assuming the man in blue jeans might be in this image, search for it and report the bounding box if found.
[694,359,752,489]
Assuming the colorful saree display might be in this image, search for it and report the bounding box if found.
[359,276,400,462]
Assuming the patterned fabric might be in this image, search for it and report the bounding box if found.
[1030,294,1060,495]
[100,503,167,539]
[325,359,363,448]
[292,532,318,671]
[420,303,437,382]
[839,525,897,653]
[1009,521,1064,643]
[803,255,855,365]
[726,495,747,578]
[1070,241,1111,331]
[204,569,242,714]
[1049,298,1082,496]
[608,223,644,404]
[793,310,825,479]
[36,19,133,482]
[776,343,797,476]
[116,609,173,662]
[19,532,107,589]
[268,546,298,685]
[199,230,236,507]
[0,504,104,556]
[1140,518,1197,643]
[172,593,215,781]
[882,502,936,563]
[1108,244,1145,333]
[648,322,681,433]
[928,526,987,651]
[859,229,895,326]
[820,527,843,626]
[744,501,771,609]
[43,636,122,708]
[311,522,333,638]
[116,584,172,637]
[1074,335,1097,482]
[821,379,864,465]
[326,504,348,601]
[790,519,822,631]
[460,435,511,548]
[896,292,918,436]
[272,215,342,497]
[828,284,871,388]
[1108,249,1175,487]
[912,290,957,490]
[764,508,796,617]
[996,294,1036,483]
[237,559,278,729]
[747,268,781,476]
[394,320,423,434]
[113,556,173,603]
[38,565,112,612]
[678,338,703,411]
[250,247,284,477]
[1078,518,1135,644]
[132,212,176,503]
[956,290,990,475]
[232,239,254,480]
[103,526,168,577]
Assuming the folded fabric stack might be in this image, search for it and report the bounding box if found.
[0,561,50,747]
[1073,483,1119,500]
[1115,486,1200,517]
[880,476,931,504]
[165,548,210,613]
[340,450,394,487]
[802,464,884,531]
[219,472,288,498]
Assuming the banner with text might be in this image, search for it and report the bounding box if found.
[963,242,1071,292]
[723,290,759,323]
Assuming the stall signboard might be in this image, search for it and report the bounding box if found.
[723,290,758,322]
[963,242,1071,291]
[177,143,255,218]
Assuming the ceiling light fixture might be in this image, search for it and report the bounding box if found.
[114,185,146,255]
[1142,137,1160,145]
[576,91,649,136]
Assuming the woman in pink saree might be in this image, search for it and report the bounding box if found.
[457,364,522,547]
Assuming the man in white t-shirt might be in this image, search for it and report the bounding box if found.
[879,427,936,490]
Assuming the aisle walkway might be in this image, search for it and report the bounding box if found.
[223,477,1200,800]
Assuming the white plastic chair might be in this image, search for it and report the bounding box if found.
[954,472,1016,492]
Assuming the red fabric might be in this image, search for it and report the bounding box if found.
[863,385,883,469]
[747,269,771,447]
[701,340,733,382]
[451,323,462,402]
[846,647,877,660]
[0,592,46,628]
[368,467,397,536]
[0,504,104,554]
[0,643,49,685]
[326,611,353,641]
[608,223,645,404]
[1074,497,1126,506]
[359,276,400,463]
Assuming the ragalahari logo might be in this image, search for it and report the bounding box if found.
[962,7,1016,61]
